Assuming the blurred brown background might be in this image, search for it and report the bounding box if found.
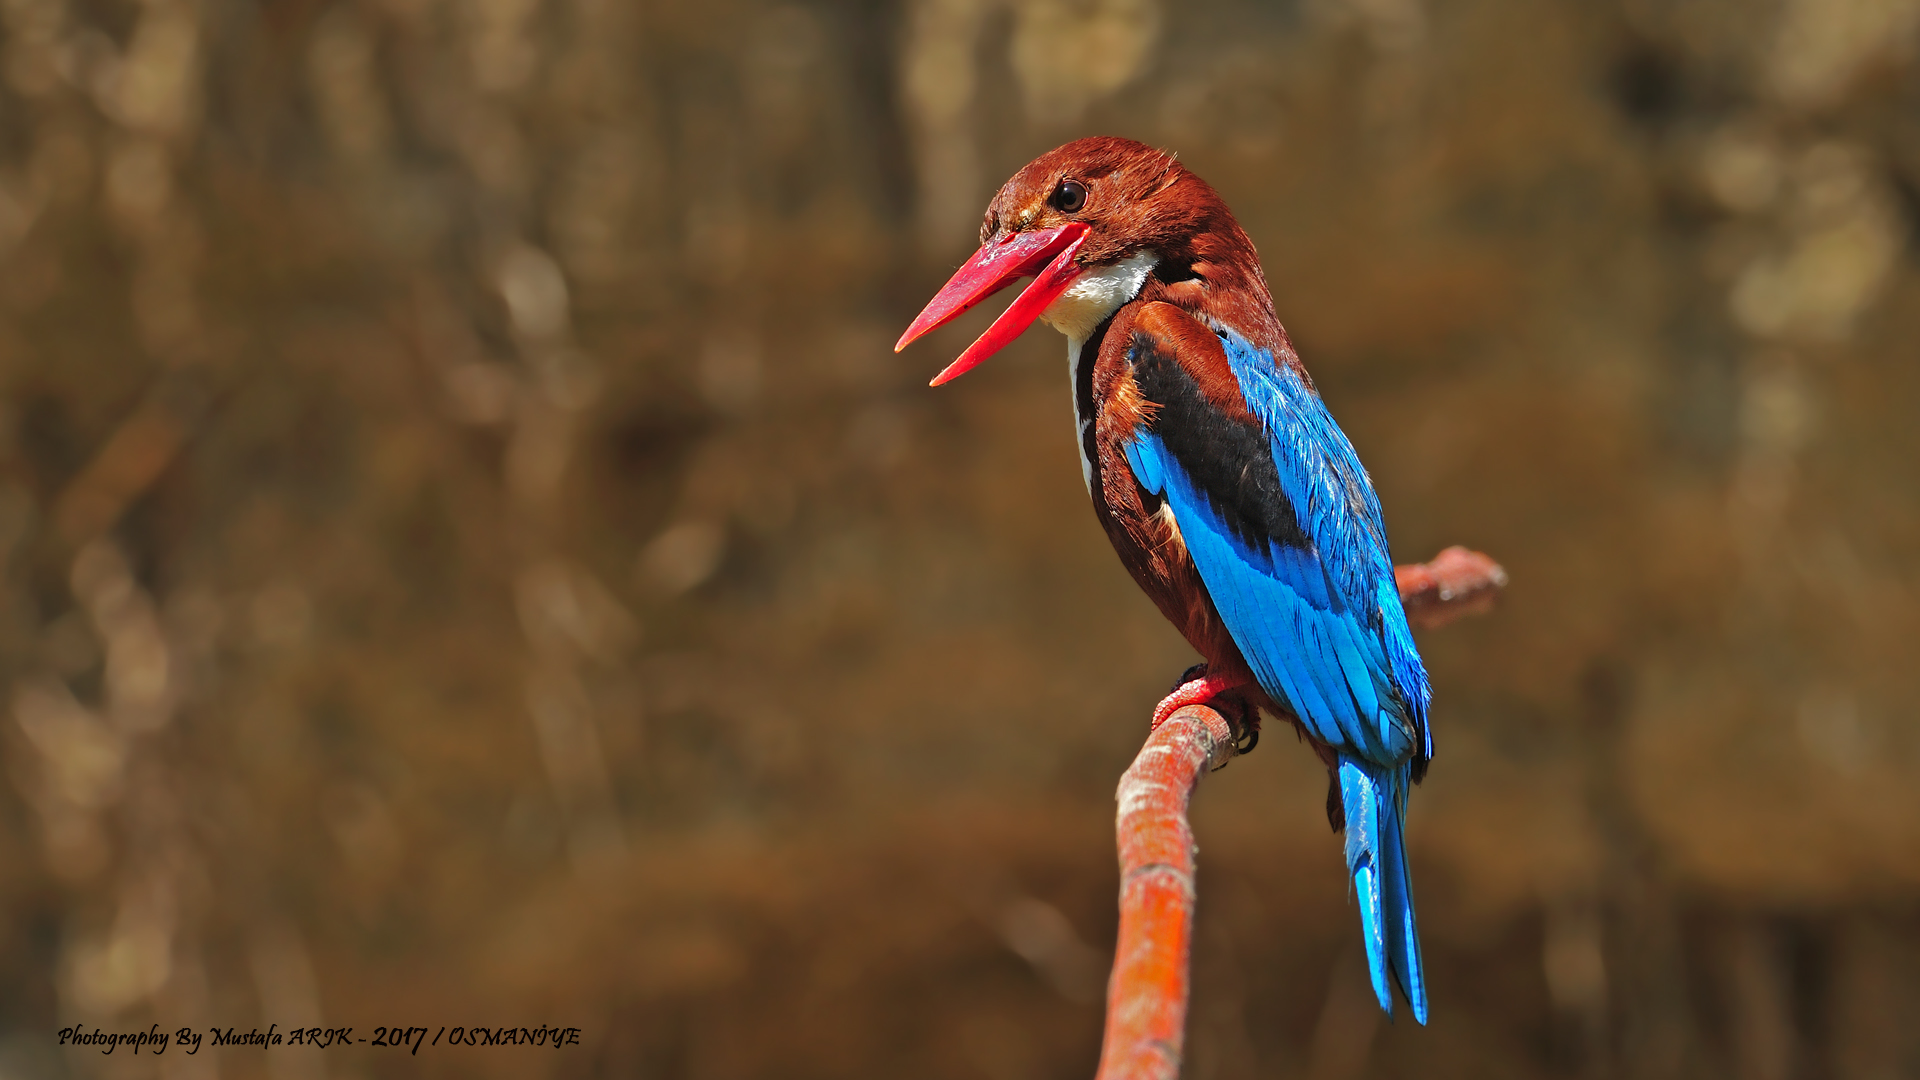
[1,0,1917,1076]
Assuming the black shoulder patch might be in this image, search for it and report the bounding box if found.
[1128,330,1309,551]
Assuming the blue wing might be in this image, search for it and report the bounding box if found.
[1123,329,1429,763]
[1123,325,1431,1021]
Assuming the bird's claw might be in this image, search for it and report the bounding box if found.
[1234,719,1260,757]
[1150,667,1260,761]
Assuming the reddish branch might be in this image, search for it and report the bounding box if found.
[1094,547,1507,1080]
[1097,703,1238,1079]
[1395,545,1509,630]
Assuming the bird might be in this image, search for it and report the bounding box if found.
[895,137,1433,1023]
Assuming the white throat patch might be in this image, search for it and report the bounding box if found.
[1039,250,1159,343]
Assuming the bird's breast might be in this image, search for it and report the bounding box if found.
[1057,252,1158,496]
[1067,336,1096,493]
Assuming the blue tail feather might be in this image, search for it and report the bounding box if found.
[1338,758,1392,1015]
[1379,773,1428,1023]
[1339,755,1427,1024]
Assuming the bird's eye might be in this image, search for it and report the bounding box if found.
[1051,179,1088,213]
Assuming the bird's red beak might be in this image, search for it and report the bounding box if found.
[895,222,1090,386]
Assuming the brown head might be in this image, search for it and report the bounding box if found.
[897,137,1284,384]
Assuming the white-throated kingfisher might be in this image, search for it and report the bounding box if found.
[897,137,1433,1022]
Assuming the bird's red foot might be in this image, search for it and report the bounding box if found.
[1151,666,1255,731]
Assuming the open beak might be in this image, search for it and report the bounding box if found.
[895,222,1090,386]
